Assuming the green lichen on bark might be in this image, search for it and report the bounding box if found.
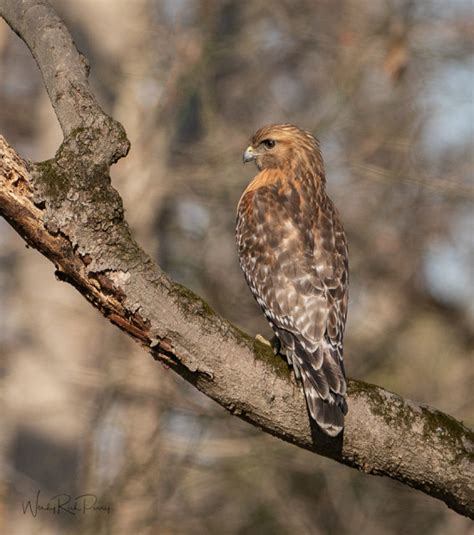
[168,282,291,380]
[34,127,127,234]
[251,336,290,380]
[420,405,474,459]
[223,322,290,380]
[33,127,89,202]
[348,380,474,463]
[33,158,69,201]
[170,282,216,320]
[348,380,418,428]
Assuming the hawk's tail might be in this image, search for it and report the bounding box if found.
[303,383,347,437]
[290,341,348,437]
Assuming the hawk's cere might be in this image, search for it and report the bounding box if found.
[236,124,349,436]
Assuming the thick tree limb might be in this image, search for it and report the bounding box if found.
[1,0,473,518]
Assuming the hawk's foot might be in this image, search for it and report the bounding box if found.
[255,334,281,355]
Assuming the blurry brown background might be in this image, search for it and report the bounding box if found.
[0,1,472,534]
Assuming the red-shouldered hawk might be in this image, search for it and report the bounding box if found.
[236,124,349,436]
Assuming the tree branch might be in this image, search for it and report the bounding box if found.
[0,0,129,162]
[1,0,472,518]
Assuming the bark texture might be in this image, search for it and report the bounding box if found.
[0,0,473,519]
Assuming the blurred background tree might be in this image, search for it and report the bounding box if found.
[0,0,472,533]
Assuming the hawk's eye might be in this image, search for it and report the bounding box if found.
[262,139,275,149]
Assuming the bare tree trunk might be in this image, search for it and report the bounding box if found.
[0,0,472,519]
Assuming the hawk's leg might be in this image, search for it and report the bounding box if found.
[255,334,299,384]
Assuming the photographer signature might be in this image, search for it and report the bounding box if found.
[22,490,112,517]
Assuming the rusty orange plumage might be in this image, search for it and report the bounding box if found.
[236,124,349,436]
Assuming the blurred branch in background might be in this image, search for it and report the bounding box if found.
[0,1,473,534]
[351,162,474,201]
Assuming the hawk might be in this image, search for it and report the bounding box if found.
[236,124,349,436]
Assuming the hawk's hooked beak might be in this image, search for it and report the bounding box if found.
[243,145,255,164]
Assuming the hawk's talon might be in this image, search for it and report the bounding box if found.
[255,334,281,355]
[270,334,281,355]
[255,333,272,348]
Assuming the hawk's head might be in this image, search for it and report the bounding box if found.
[243,123,323,175]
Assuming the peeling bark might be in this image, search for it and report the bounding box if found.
[0,0,473,518]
